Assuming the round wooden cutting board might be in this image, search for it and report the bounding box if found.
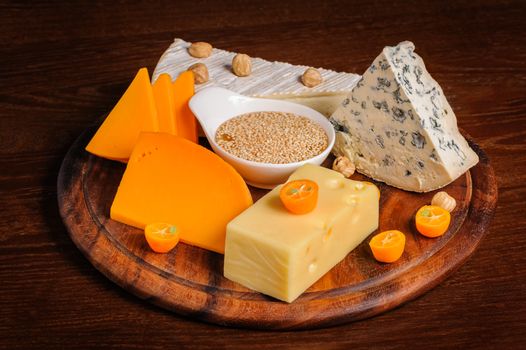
[57,127,497,330]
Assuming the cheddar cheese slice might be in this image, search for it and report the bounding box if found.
[152,73,177,135]
[85,68,158,160]
[173,71,198,143]
[110,132,253,254]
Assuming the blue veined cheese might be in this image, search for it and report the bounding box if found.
[153,39,361,117]
[329,41,479,192]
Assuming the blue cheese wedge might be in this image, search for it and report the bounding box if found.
[330,41,479,192]
[153,38,361,117]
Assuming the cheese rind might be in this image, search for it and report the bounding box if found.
[224,164,379,302]
[110,132,252,253]
[329,41,479,192]
[153,39,361,117]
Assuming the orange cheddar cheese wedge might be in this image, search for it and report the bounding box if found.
[110,132,253,254]
[152,73,177,135]
[173,71,198,143]
[85,68,158,160]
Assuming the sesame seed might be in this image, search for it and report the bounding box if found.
[215,111,328,164]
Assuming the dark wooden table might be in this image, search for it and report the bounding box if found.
[2,1,525,348]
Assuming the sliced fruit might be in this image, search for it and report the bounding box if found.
[279,179,319,214]
[145,222,179,253]
[415,205,451,238]
[369,230,406,263]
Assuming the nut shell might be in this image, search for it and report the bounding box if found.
[301,67,323,87]
[188,42,213,58]
[332,156,355,178]
[431,191,456,212]
[187,63,209,84]
[232,53,252,77]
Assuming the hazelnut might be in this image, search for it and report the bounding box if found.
[188,42,213,58]
[332,156,355,178]
[431,191,456,212]
[301,67,323,87]
[232,53,252,77]
[187,63,209,84]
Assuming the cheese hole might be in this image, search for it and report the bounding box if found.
[350,212,362,225]
[306,245,311,255]
[323,227,333,243]
[326,179,345,189]
[315,221,325,229]
[344,196,358,206]
[308,261,317,273]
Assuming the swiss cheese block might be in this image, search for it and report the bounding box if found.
[152,73,177,135]
[173,71,198,143]
[85,68,158,160]
[110,132,253,253]
[329,41,479,192]
[224,164,379,303]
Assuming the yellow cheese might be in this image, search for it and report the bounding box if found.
[152,73,177,135]
[224,164,379,302]
[110,132,253,254]
[85,68,158,160]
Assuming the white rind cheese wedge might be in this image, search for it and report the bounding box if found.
[224,164,379,303]
[329,41,479,192]
[153,38,361,117]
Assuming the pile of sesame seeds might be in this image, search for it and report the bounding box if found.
[215,111,328,164]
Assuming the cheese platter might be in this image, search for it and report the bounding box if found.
[57,39,497,329]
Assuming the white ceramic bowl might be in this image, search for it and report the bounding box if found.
[189,87,335,189]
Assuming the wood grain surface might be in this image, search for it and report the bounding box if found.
[57,127,496,330]
[1,0,525,348]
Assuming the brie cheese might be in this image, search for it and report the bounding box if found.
[153,39,361,117]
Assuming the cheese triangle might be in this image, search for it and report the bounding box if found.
[110,132,253,254]
[85,68,158,160]
[330,41,478,192]
[173,71,198,143]
[152,73,177,135]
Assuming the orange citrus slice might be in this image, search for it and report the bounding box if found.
[369,230,406,263]
[415,205,451,238]
[144,222,179,253]
[279,179,318,214]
